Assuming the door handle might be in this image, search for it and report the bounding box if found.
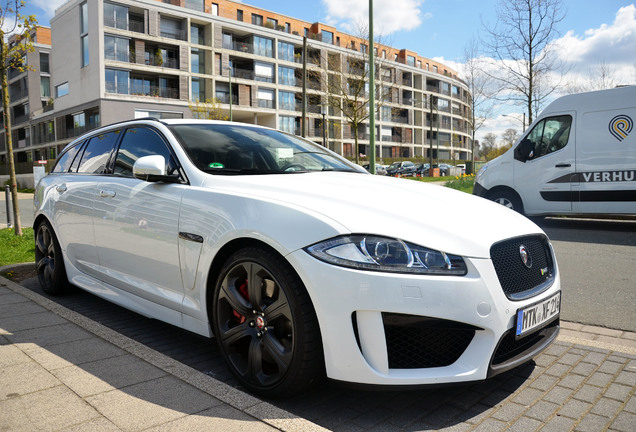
[99,190,116,198]
[55,184,67,193]
[555,163,571,168]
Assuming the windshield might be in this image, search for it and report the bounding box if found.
[169,123,363,175]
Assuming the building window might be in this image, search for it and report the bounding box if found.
[407,55,415,67]
[322,31,333,44]
[104,1,128,30]
[184,0,205,12]
[237,10,243,21]
[257,88,274,108]
[417,60,422,68]
[285,22,291,33]
[252,14,263,26]
[211,2,218,15]
[279,116,295,134]
[191,78,205,101]
[266,18,278,29]
[40,53,50,74]
[278,66,295,86]
[105,69,129,94]
[191,23,205,45]
[278,42,294,62]
[41,76,51,98]
[433,65,438,73]
[254,62,274,83]
[253,36,273,57]
[278,91,295,111]
[80,2,89,67]
[191,49,204,74]
[56,82,69,98]
[160,17,185,40]
[135,110,183,119]
[104,35,129,62]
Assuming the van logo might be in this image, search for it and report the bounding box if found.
[609,115,633,142]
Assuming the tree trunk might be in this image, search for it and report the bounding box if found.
[1,36,22,236]
[353,125,359,165]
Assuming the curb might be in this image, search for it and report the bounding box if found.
[0,264,329,432]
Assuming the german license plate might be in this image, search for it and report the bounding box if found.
[515,292,560,339]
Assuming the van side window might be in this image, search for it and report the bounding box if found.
[524,115,572,160]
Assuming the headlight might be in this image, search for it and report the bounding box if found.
[305,235,467,275]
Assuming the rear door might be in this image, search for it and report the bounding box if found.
[514,114,576,214]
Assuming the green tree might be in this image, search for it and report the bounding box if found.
[1,1,38,236]
[189,98,228,120]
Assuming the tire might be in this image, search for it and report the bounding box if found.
[34,220,70,296]
[212,246,325,397]
[489,189,524,214]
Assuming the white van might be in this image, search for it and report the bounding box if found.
[474,86,636,216]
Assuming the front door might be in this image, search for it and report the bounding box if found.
[514,113,576,214]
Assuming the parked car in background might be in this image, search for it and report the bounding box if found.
[414,163,430,176]
[34,119,561,397]
[362,163,387,175]
[386,160,416,176]
[438,163,451,176]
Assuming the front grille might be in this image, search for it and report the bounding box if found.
[381,313,477,369]
[490,235,554,300]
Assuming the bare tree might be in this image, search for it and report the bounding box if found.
[483,0,567,124]
[501,128,519,146]
[461,38,497,163]
[319,27,397,164]
[480,132,498,159]
[1,1,38,236]
[566,59,617,94]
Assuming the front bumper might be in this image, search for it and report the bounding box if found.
[473,181,489,198]
[287,250,561,386]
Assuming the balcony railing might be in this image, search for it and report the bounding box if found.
[258,100,274,109]
[232,68,254,80]
[160,28,187,41]
[227,41,253,54]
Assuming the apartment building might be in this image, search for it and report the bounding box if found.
[0,0,473,182]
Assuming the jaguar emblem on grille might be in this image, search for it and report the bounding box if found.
[519,245,533,268]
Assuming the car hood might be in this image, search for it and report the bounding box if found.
[202,172,544,258]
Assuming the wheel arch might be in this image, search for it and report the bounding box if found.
[204,238,308,330]
[486,186,525,214]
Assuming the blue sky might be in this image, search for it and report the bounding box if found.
[24,0,636,143]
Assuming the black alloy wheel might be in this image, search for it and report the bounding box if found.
[34,220,70,296]
[212,247,324,397]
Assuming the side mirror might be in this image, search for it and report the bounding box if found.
[514,139,534,162]
[133,155,179,182]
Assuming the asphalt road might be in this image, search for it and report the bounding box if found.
[536,217,636,332]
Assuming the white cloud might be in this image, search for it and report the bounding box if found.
[322,0,429,36]
[437,5,636,145]
[552,4,636,87]
[30,0,69,20]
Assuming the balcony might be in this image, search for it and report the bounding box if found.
[160,28,187,41]
[257,100,274,109]
[227,41,253,54]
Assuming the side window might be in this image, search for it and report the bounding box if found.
[114,127,176,177]
[52,142,83,173]
[524,115,572,160]
[77,131,121,174]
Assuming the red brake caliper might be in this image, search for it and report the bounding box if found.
[232,279,249,324]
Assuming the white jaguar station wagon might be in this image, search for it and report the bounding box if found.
[34,119,561,396]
